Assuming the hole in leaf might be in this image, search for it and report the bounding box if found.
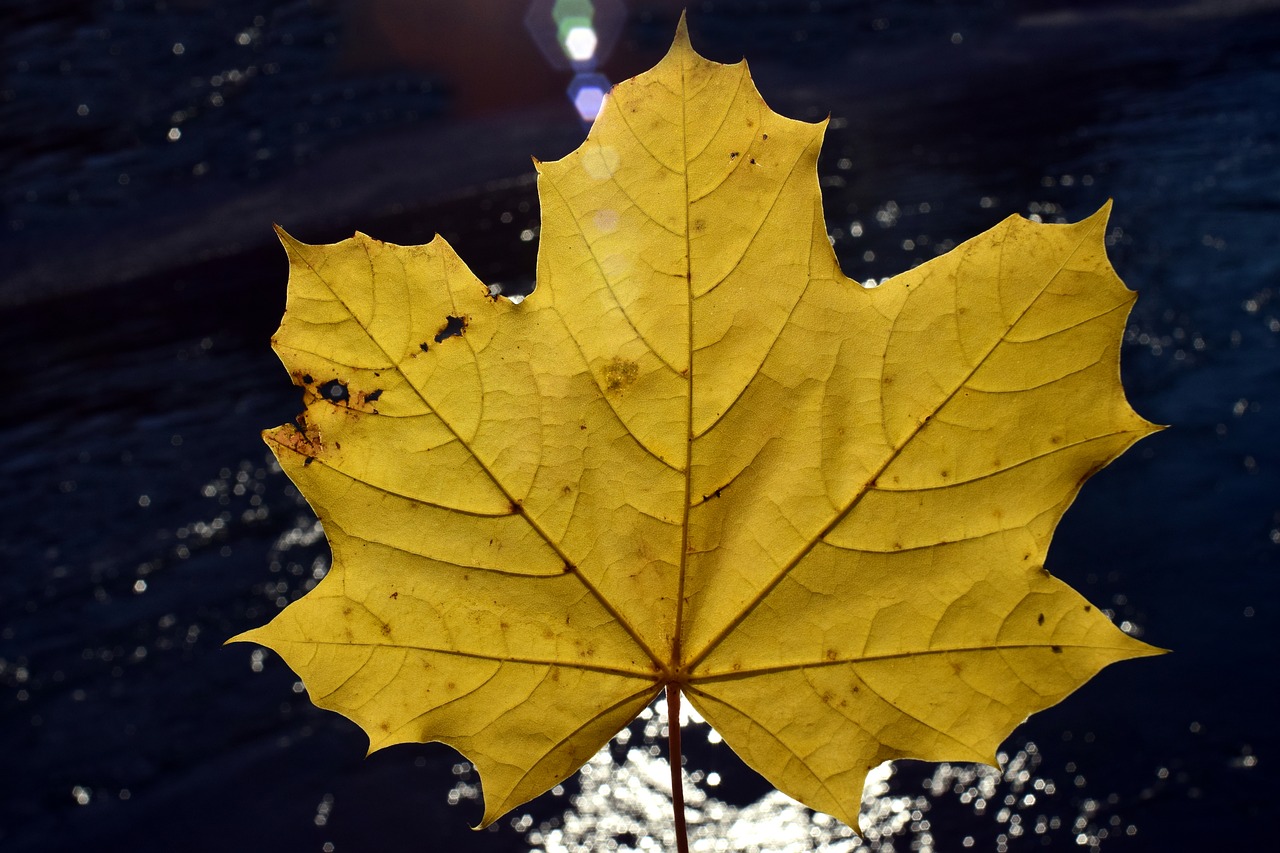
[318,379,349,403]
[434,315,467,343]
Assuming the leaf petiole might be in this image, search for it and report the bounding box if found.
[667,686,690,853]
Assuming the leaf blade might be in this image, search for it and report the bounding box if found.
[233,22,1164,836]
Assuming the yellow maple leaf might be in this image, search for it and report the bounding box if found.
[230,18,1163,835]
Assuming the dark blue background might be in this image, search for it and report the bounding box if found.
[3,1,1277,850]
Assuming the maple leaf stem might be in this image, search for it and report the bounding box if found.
[666,686,690,853]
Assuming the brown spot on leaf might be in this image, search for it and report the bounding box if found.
[389,591,399,600]
[1051,645,1063,654]
[278,411,323,461]
[1037,613,1045,625]
[602,356,639,395]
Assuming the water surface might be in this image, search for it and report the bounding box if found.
[2,2,1277,850]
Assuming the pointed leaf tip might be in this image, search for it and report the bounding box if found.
[224,627,257,647]
[1089,198,1114,227]
[273,223,306,253]
[671,9,693,55]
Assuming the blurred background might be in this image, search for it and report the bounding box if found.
[2,1,1277,850]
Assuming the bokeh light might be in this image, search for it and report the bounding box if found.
[526,0,625,121]
[563,25,599,62]
[525,0,625,68]
[553,0,597,59]
[568,73,610,122]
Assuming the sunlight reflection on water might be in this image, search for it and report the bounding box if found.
[432,693,1146,852]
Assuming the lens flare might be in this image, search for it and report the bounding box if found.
[568,72,609,121]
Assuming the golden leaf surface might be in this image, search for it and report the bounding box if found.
[231,20,1162,831]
